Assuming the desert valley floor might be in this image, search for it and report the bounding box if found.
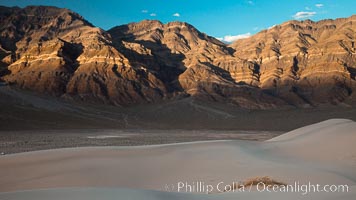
[0,119,355,200]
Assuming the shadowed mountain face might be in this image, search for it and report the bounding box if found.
[230,17,356,105]
[0,6,167,105]
[1,6,355,108]
[108,20,284,108]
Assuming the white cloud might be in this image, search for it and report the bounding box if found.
[315,4,324,8]
[142,10,148,13]
[150,13,157,17]
[268,24,277,29]
[173,13,180,17]
[305,6,311,10]
[217,33,251,43]
[293,11,316,19]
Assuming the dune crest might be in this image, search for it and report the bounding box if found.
[265,119,356,164]
[0,119,355,199]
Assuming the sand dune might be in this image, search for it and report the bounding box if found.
[0,119,355,199]
[267,119,356,164]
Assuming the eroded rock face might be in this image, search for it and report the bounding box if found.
[0,6,167,104]
[1,5,355,108]
[229,17,356,105]
[108,20,285,108]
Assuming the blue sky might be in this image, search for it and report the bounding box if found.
[1,0,355,42]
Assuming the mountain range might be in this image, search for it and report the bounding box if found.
[1,6,355,109]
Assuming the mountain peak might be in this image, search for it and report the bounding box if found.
[1,6,356,108]
[131,19,163,27]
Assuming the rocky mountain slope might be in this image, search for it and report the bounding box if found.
[0,6,355,108]
[230,16,356,105]
[0,6,167,105]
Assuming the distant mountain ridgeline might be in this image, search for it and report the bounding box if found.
[0,6,355,108]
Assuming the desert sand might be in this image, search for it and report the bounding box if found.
[0,119,355,199]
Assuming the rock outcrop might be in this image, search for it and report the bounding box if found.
[0,6,167,104]
[108,20,284,108]
[229,16,356,105]
[0,5,355,108]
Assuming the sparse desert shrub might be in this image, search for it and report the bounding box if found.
[224,176,286,192]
